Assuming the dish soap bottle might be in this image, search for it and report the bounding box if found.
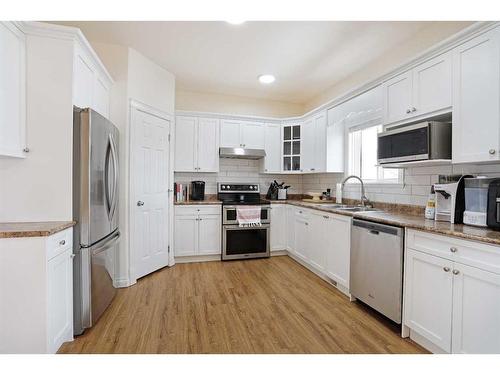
[424,185,436,220]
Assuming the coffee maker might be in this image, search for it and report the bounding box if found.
[433,175,471,223]
[190,181,205,201]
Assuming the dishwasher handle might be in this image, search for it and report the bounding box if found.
[352,219,402,236]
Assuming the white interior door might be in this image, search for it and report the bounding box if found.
[131,108,171,280]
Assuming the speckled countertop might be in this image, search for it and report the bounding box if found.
[0,221,76,239]
[271,200,500,247]
[174,194,222,205]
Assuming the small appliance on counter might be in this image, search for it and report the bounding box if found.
[487,179,500,229]
[434,174,472,223]
[462,176,500,227]
[190,181,205,201]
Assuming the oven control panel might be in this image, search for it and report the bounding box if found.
[218,183,260,193]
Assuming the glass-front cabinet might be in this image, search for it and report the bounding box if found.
[283,123,301,171]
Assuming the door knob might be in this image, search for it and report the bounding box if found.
[137,201,144,206]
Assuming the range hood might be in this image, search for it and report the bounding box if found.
[219,147,266,160]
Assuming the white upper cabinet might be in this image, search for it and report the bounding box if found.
[73,42,111,119]
[0,22,26,158]
[313,111,327,172]
[220,119,265,149]
[263,123,281,173]
[326,107,345,173]
[452,27,500,164]
[174,116,219,172]
[241,121,265,149]
[382,52,452,125]
[301,117,315,172]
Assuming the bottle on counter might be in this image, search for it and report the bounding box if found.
[424,185,436,220]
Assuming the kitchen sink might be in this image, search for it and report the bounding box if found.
[314,203,378,212]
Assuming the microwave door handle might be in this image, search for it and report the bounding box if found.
[104,137,112,219]
[109,133,119,219]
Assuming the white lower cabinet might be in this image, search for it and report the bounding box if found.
[270,204,286,251]
[0,227,74,353]
[293,209,311,262]
[404,229,500,353]
[324,213,351,290]
[285,205,296,253]
[174,205,221,257]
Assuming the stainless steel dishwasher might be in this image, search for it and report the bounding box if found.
[350,219,404,323]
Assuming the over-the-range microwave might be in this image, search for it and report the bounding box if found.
[377,121,452,165]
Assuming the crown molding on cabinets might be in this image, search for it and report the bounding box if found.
[175,110,283,124]
[15,21,114,85]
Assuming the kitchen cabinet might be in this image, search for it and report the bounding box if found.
[73,42,111,119]
[293,209,310,262]
[270,204,287,251]
[326,107,345,173]
[452,27,500,164]
[301,117,315,172]
[301,112,327,173]
[174,116,220,172]
[220,119,265,149]
[404,229,500,353]
[382,52,452,125]
[0,228,74,353]
[262,123,282,173]
[282,122,301,172]
[285,205,296,253]
[174,205,221,257]
[324,213,351,290]
[308,211,327,272]
[0,22,26,158]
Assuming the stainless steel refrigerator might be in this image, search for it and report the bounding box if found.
[73,107,120,335]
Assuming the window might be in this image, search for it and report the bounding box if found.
[347,124,400,183]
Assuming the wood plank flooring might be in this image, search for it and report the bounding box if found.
[59,256,427,354]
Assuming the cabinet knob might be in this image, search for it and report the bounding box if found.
[305,222,309,226]
[452,269,460,275]
[443,266,450,272]
[23,147,30,153]
[70,254,76,259]
[450,247,457,253]
[59,239,66,246]
[489,149,496,155]
[137,201,145,206]
[406,109,411,114]
[411,107,417,112]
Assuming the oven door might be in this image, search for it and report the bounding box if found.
[222,224,270,260]
[378,122,430,164]
[223,205,270,225]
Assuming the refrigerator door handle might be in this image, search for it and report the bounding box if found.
[92,231,120,256]
[104,137,112,219]
[109,133,119,220]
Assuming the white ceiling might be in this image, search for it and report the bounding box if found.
[54,21,453,104]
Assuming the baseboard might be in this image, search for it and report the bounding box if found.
[409,329,448,354]
[175,254,221,263]
[113,278,136,288]
[271,250,288,256]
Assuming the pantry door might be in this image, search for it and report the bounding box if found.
[131,105,172,280]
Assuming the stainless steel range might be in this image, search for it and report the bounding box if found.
[218,183,270,260]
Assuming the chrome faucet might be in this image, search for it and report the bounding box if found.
[341,175,371,207]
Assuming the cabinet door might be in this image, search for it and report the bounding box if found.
[263,123,281,173]
[325,214,351,288]
[270,204,286,251]
[0,22,26,158]
[313,112,327,172]
[174,116,197,172]
[47,249,73,354]
[198,215,221,255]
[285,206,295,253]
[92,75,110,119]
[197,117,220,172]
[326,108,344,173]
[404,249,453,352]
[452,28,500,163]
[73,51,94,109]
[220,119,241,148]
[301,117,315,172]
[241,121,265,149]
[294,211,310,262]
[174,215,198,256]
[382,70,413,124]
[452,263,500,353]
[412,51,452,116]
[308,212,326,272]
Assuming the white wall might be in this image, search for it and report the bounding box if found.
[0,35,74,222]
[176,89,304,118]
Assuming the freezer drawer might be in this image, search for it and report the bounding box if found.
[350,219,404,323]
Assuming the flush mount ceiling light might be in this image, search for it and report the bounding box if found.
[226,20,246,25]
[258,74,276,84]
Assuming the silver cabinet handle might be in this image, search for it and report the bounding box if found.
[305,222,309,226]
[406,109,411,114]
[411,107,417,112]
[59,239,66,246]
[452,269,460,275]
[443,267,450,272]
[450,247,457,253]
[137,201,144,206]
[489,149,496,155]
[70,254,76,259]
[323,215,329,219]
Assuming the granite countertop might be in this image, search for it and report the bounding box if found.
[271,199,500,247]
[0,221,76,239]
[174,194,222,205]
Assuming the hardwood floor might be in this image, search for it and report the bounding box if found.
[59,256,427,354]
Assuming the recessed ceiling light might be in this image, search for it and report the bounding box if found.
[258,74,276,84]
[226,20,246,25]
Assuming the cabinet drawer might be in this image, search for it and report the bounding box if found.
[407,229,500,275]
[175,205,221,216]
[47,228,73,261]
